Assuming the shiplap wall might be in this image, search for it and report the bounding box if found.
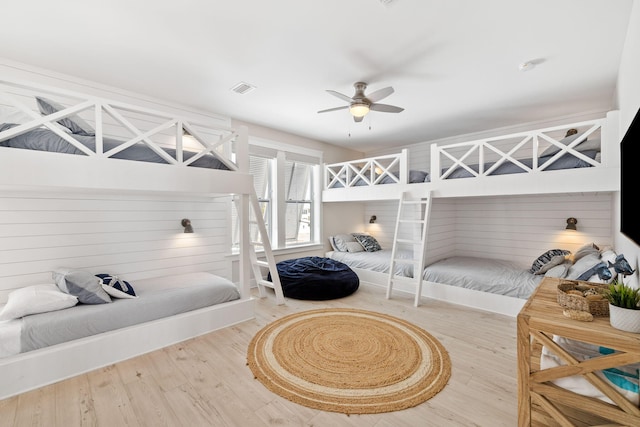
[363,198,457,266]
[0,191,232,303]
[363,193,613,269]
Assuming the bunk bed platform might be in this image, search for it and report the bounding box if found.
[352,267,526,317]
[0,296,255,400]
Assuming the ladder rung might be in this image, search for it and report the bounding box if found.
[257,279,275,288]
[393,258,420,264]
[396,238,421,244]
[403,200,428,205]
[251,241,264,246]
[254,260,270,268]
[399,219,425,224]
[389,276,416,283]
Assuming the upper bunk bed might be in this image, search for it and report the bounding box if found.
[0,78,253,197]
[322,111,620,202]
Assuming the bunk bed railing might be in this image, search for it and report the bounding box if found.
[323,115,615,193]
[430,118,607,183]
[0,79,242,172]
[324,149,408,189]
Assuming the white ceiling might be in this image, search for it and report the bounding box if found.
[0,0,634,152]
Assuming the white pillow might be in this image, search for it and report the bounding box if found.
[573,242,600,262]
[332,234,357,252]
[544,261,571,278]
[345,241,365,253]
[0,284,78,321]
[566,253,602,280]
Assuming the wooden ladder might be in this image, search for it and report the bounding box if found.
[386,191,432,307]
[235,192,285,305]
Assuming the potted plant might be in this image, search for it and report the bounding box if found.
[605,278,640,333]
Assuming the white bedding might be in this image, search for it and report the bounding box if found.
[422,256,542,299]
[327,251,542,300]
[326,249,416,277]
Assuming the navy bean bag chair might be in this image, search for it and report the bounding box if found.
[267,256,359,300]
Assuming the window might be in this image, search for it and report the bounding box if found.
[285,160,314,245]
[231,140,321,251]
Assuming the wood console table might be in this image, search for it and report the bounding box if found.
[517,277,640,426]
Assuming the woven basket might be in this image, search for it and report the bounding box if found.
[557,280,609,316]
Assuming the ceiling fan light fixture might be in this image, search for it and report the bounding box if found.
[350,103,370,118]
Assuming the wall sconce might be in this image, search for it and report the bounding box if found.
[181,218,194,233]
[566,217,578,231]
[369,215,377,224]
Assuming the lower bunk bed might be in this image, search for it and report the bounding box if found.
[327,240,621,317]
[328,252,534,317]
[0,270,255,400]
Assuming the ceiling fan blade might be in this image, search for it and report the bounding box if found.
[318,105,349,114]
[326,90,353,103]
[353,115,364,123]
[366,86,394,103]
[370,103,404,113]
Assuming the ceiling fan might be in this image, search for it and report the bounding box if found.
[318,82,404,122]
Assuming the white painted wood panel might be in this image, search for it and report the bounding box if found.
[361,193,612,269]
[0,191,232,302]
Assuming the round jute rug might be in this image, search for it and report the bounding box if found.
[246,308,451,414]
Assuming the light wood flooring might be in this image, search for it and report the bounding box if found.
[0,284,519,426]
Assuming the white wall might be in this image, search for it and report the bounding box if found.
[364,193,613,269]
[0,191,230,303]
[614,0,640,288]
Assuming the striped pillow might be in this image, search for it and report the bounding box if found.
[530,249,571,274]
[352,233,382,252]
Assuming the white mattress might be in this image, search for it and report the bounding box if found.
[326,252,542,299]
[422,256,543,299]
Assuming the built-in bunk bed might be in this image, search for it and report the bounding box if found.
[322,111,621,317]
[0,77,261,399]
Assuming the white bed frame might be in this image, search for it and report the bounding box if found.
[0,78,260,399]
[351,267,526,318]
[323,111,620,202]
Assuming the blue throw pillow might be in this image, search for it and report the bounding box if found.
[96,274,137,299]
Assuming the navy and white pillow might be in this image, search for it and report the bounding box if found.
[530,249,571,274]
[352,233,382,252]
[96,274,137,299]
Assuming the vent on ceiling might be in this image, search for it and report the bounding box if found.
[378,0,397,6]
[230,81,256,95]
